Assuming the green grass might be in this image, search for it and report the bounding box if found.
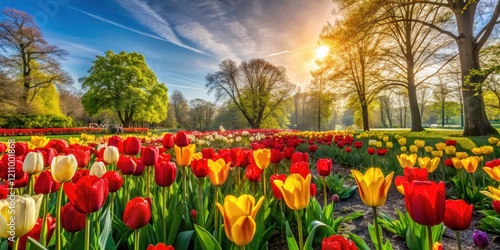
[0,134,109,142]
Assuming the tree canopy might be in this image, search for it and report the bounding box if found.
[206,58,295,129]
[80,50,168,127]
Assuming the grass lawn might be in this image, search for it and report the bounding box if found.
[0,134,110,142]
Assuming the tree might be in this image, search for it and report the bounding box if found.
[80,51,168,127]
[58,87,89,126]
[206,58,295,129]
[0,8,71,112]
[170,90,190,128]
[188,98,216,130]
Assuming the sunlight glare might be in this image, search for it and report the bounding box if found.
[315,45,329,60]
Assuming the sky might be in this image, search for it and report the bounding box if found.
[0,0,335,101]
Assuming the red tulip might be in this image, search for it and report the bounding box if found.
[61,203,86,232]
[493,200,500,215]
[354,141,363,149]
[64,175,109,214]
[191,158,209,178]
[310,183,317,197]
[71,169,89,183]
[36,147,56,167]
[35,170,60,194]
[270,174,287,199]
[404,181,446,227]
[12,173,29,188]
[63,148,91,168]
[162,134,175,149]
[18,214,56,250]
[0,184,8,199]
[309,145,318,153]
[117,155,137,175]
[123,197,151,229]
[154,161,177,187]
[47,139,69,154]
[443,199,473,231]
[0,156,24,180]
[394,167,428,194]
[283,147,295,159]
[377,148,388,156]
[445,139,457,146]
[291,152,308,163]
[0,142,5,153]
[444,158,454,168]
[191,209,197,220]
[102,171,123,192]
[367,147,376,155]
[14,142,28,156]
[175,131,190,147]
[147,243,174,250]
[141,146,159,166]
[290,161,310,179]
[317,158,332,177]
[108,135,124,154]
[321,235,357,250]
[230,148,247,167]
[215,149,231,164]
[132,158,146,176]
[246,163,263,182]
[124,136,142,155]
[270,149,284,164]
[345,147,352,153]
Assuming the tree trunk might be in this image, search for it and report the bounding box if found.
[407,68,424,131]
[441,101,445,127]
[361,104,370,131]
[455,7,498,135]
[381,104,387,128]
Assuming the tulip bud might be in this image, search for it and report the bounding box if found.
[51,155,78,183]
[104,146,119,164]
[60,203,86,232]
[332,194,340,203]
[473,230,489,249]
[89,161,107,178]
[124,136,142,155]
[0,195,43,238]
[162,134,175,149]
[34,171,60,194]
[191,209,197,220]
[23,152,44,175]
[102,171,123,192]
[175,131,190,147]
[123,197,151,229]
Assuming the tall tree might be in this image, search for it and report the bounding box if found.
[80,50,168,127]
[0,8,70,112]
[206,58,295,129]
[188,98,216,130]
[170,90,190,128]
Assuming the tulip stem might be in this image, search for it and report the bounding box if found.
[198,178,204,227]
[13,238,19,250]
[470,172,477,194]
[110,193,115,218]
[279,199,284,242]
[427,226,433,250]
[295,210,304,250]
[163,186,169,244]
[40,195,49,246]
[85,214,91,250]
[372,206,382,250]
[262,170,267,199]
[182,166,192,230]
[322,176,327,207]
[146,166,150,197]
[240,245,245,250]
[134,229,140,250]
[214,186,220,242]
[55,183,64,250]
[28,174,33,196]
[456,230,462,250]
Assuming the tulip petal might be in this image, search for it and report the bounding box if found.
[231,216,256,246]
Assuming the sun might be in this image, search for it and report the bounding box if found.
[315,45,329,60]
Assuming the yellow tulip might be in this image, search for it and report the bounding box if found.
[424,146,433,153]
[414,140,425,148]
[375,141,382,148]
[29,136,49,149]
[273,174,311,210]
[396,153,417,168]
[484,166,500,182]
[481,146,494,155]
[400,146,407,152]
[431,150,443,158]
[368,140,377,147]
[208,158,230,186]
[471,147,483,156]
[480,186,500,200]
[68,137,82,145]
[417,157,440,173]
[461,156,480,173]
[216,195,264,246]
[452,157,463,169]
[192,152,203,160]
[0,195,42,239]
[351,168,393,207]
[435,142,446,151]
[488,137,499,145]
[445,146,457,156]
[22,152,43,175]
[497,141,500,148]
[382,136,389,142]
[253,149,271,170]
[398,138,407,146]
[103,146,119,164]
[51,155,77,183]
[455,152,468,159]
[409,145,419,154]
[89,161,107,178]
[174,144,196,166]
[386,142,393,149]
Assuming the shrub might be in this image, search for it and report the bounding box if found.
[2,114,73,128]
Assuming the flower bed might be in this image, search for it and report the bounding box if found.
[0,127,148,136]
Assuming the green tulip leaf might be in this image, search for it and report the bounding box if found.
[174,230,194,250]
[304,220,335,249]
[348,233,371,250]
[26,236,48,250]
[99,207,116,250]
[194,224,222,250]
[285,220,299,250]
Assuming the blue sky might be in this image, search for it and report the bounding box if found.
[1,0,334,101]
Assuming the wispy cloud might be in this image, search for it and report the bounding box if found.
[165,83,206,91]
[67,5,206,55]
[262,50,290,58]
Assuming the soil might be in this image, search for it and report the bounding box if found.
[269,166,500,249]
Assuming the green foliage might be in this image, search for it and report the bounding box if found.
[81,50,168,126]
[2,114,73,128]
[29,83,63,116]
[479,210,500,234]
[324,174,358,199]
